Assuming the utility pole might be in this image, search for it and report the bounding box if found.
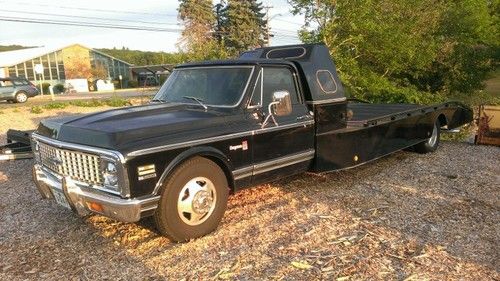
[263,5,273,47]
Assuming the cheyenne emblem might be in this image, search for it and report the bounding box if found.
[229,140,248,151]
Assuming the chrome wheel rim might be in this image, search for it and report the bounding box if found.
[17,93,27,102]
[177,177,217,226]
[428,123,438,147]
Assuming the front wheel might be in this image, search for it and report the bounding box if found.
[154,157,229,242]
[414,120,440,153]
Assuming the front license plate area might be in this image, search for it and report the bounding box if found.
[52,189,71,209]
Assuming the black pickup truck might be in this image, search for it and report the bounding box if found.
[31,44,472,241]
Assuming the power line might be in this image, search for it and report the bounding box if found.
[273,18,304,27]
[0,1,177,17]
[1,10,180,26]
[0,17,182,32]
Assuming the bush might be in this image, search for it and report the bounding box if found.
[69,99,104,107]
[36,82,51,94]
[104,97,131,107]
[43,102,68,109]
[30,106,43,114]
[128,80,138,88]
[53,83,65,94]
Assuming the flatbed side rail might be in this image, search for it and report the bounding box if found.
[0,130,34,161]
[347,101,467,128]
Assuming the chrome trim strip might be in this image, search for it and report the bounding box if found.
[306,97,347,105]
[316,69,338,94]
[254,149,315,175]
[31,133,126,163]
[127,120,315,157]
[232,149,315,180]
[232,166,253,181]
[265,46,307,59]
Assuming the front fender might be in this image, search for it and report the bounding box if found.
[152,146,234,195]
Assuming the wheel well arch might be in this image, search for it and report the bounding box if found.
[437,114,448,127]
[153,146,235,195]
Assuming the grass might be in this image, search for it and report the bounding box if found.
[30,106,43,114]
[24,97,134,112]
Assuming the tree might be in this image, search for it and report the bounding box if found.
[289,0,498,104]
[177,0,226,60]
[219,0,267,56]
[65,60,92,79]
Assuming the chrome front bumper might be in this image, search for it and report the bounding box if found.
[32,164,159,222]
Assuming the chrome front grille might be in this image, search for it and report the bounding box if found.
[38,142,103,185]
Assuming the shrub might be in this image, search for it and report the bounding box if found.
[36,82,51,94]
[69,99,104,107]
[30,106,43,114]
[128,80,138,88]
[53,83,65,94]
[104,97,131,107]
[43,102,68,110]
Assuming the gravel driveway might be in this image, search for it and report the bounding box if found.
[0,107,499,280]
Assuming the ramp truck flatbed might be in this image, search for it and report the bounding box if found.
[31,44,472,241]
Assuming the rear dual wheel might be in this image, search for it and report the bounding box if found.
[154,157,229,242]
[413,120,440,153]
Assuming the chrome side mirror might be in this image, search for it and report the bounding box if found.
[261,90,292,128]
[272,91,292,116]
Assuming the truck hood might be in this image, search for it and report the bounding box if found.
[35,103,233,153]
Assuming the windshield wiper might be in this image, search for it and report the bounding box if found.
[183,96,208,111]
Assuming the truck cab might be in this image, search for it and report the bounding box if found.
[31,44,472,242]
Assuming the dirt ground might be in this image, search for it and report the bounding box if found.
[0,107,499,280]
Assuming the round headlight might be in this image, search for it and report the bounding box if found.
[106,162,117,174]
[104,173,118,186]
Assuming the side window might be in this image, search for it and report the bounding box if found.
[249,69,262,107]
[262,67,299,106]
[1,80,13,87]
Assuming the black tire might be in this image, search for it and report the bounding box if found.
[154,156,229,242]
[414,120,440,154]
[14,91,28,103]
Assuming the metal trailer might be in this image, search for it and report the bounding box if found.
[0,129,33,161]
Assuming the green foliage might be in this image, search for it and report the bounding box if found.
[0,45,36,52]
[104,97,132,107]
[68,97,131,108]
[30,106,43,114]
[128,80,138,88]
[53,84,65,94]
[43,102,68,110]
[290,0,499,104]
[97,48,186,65]
[69,99,103,107]
[177,0,226,60]
[36,82,51,94]
[219,0,267,56]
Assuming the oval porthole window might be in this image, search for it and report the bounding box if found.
[316,70,338,94]
[266,47,306,59]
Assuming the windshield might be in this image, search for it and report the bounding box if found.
[153,66,253,107]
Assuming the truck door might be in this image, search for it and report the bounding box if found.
[249,66,315,184]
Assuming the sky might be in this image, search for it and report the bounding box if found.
[0,0,305,52]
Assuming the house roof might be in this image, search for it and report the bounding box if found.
[0,43,133,67]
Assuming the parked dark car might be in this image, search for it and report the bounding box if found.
[0,77,39,103]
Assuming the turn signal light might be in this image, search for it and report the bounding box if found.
[86,202,104,213]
